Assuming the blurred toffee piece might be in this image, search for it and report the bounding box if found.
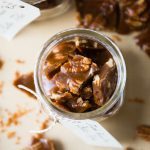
[118,0,150,34]
[25,135,55,150]
[135,27,150,57]
[136,124,150,141]
[75,0,118,31]
[13,72,36,99]
[35,29,126,119]
[75,0,150,34]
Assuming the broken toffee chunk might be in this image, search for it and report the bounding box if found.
[44,41,76,79]
[118,0,150,34]
[75,0,118,30]
[137,124,150,141]
[135,27,150,57]
[92,58,117,106]
[51,55,99,95]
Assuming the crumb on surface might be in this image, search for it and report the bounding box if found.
[5,109,31,127]
[40,118,50,130]
[16,59,25,64]
[125,147,134,150]
[128,98,145,104]
[7,131,16,139]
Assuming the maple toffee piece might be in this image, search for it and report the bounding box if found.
[34,29,126,119]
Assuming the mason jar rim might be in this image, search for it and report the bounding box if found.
[34,28,127,120]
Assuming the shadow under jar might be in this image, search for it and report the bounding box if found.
[34,29,126,120]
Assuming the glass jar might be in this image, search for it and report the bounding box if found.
[23,0,72,21]
[34,28,126,121]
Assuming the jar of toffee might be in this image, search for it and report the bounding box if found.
[34,29,126,121]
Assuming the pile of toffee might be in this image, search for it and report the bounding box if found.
[75,0,150,34]
[42,39,117,113]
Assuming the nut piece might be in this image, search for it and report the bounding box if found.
[92,58,117,106]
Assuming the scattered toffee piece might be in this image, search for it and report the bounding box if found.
[128,98,145,104]
[42,38,117,113]
[137,124,150,141]
[13,72,36,99]
[40,118,50,130]
[118,0,150,34]
[15,136,21,144]
[75,0,118,31]
[25,136,55,150]
[0,59,4,70]
[135,27,150,57]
